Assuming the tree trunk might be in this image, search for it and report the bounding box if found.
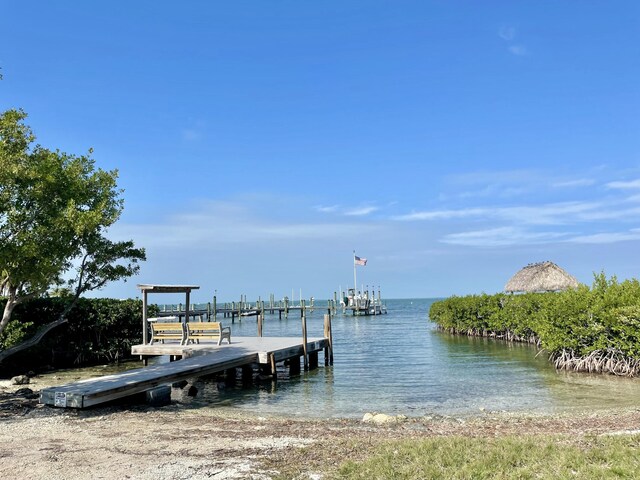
[0,290,18,337]
[0,290,82,364]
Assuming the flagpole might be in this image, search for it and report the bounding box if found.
[353,250,357,295]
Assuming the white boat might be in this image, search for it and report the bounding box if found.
[341,287,387,316]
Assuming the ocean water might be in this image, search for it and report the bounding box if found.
[176,298,640,418]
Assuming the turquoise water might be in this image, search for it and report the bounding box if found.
[174,298,640,418]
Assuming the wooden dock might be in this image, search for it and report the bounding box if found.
[40,336,329,409]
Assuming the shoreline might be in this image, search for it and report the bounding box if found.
[2,379,640,479]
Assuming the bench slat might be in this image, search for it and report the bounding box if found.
[186,322,231,345]
[149,322,186,345]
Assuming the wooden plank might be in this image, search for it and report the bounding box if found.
[41,351,257,408]
[41,336,328,408]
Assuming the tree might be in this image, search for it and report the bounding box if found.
[0,109,146,340]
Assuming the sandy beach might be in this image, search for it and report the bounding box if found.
[2,376,640,479]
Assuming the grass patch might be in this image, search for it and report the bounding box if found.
[332,434,640,479]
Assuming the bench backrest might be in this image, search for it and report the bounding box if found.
[187,321,223,332]
[151,322,185,332]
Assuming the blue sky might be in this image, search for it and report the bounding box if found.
[1,1,639,302]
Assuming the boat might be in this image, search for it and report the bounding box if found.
[340,252,387,316]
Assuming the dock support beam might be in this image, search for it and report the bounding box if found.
[142,290,148,345]
[302,305,308,371]
[241,365,253,385]
[269,353,277,378]
[309,351,318,370]
[324,312,334,366]
[289,356,301,375]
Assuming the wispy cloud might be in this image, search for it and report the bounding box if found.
[113,200,382,250]
[181,129,202,141]
[394,201,602,226]
[567,229,640,244]
[498,26,516,41]
[394,208,490,221]
[499,25,527,56]
[552,178,596,188]
[315,204,340,213]
[606,179,640,190]
[344,205,379,216]
[508,45,527,56]
[181,119,206,142]
[442,227,568,247]
[315,203,380,216]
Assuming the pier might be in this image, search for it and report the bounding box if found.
[40,284,334,409]
[40,336,330,408]
[156,296,319,321]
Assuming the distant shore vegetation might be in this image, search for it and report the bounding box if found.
[429,273,640,376]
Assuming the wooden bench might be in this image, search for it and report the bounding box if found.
[186,321,231,345]
[148,317,186,345]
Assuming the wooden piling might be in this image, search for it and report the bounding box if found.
[269,352,277,377]
[289,356,301,375]
[257,313,263,337]
[302,310,308,371]
[142,289,148,345]
[324,312,334,365]
[309,351,318,370]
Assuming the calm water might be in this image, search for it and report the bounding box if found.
[171,298,640,418]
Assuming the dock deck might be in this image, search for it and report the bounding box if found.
[40,336,328,409]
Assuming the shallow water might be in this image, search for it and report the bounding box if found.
[170,298,640,418]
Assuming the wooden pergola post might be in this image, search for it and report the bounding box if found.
[142,290,148,345]
[137,284,200,348]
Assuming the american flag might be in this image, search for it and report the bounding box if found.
[354,255,367,266]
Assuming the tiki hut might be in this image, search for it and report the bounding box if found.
[504,261,579,293]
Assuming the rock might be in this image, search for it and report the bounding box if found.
[372,413,396,424]
[362,412,407,424]
[14,387,35,397]
[10,375,30,385]
[362,412,375,422]
[172,380,188,389]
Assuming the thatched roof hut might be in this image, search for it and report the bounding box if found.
[504,261,579,293]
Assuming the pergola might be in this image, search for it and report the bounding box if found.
[137,284,200,345]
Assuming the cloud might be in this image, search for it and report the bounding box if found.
[112,200,382,250]
[343,205,379,216]
[606,179,640,190]
[552,178,596,188]
[442,227,568,247]
[508,45,527,56]
[394,201,601,226]
[181,129,202,141]
[315,204,340,213]
[499,26,516,41]
[181,119,207,141]
[567,229,640,244]
[498,26,527,56]
[394,208,490,221]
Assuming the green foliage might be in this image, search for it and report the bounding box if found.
[0,108,144,335]
[333,434,640,479]
[0,296,157,371]
[429,273,640,360]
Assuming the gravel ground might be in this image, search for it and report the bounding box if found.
[2,378,640,479]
